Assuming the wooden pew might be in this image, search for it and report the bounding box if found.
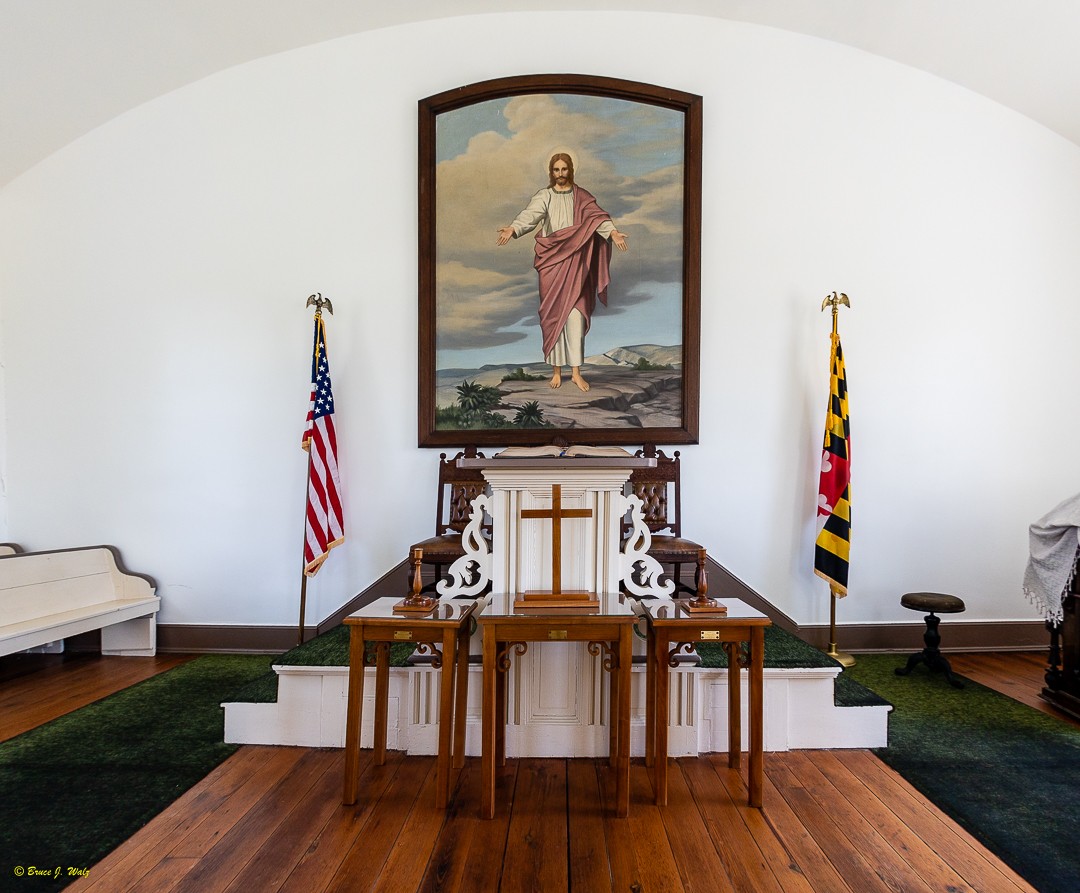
[0,546,160,657]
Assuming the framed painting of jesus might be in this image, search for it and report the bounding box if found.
[418,74,701,448]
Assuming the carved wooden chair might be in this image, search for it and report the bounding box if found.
[409,450,489,594]
[624,445,704,596]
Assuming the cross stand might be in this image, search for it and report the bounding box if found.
[515,483,599,609]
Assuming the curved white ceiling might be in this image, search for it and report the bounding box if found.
[3,0,1079,188]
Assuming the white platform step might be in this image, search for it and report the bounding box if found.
[223,662,889,755]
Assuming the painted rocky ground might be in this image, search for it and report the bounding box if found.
[435,344,682,430]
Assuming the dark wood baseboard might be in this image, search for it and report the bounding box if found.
[316,559,414,633]
[155,555,1050,656]
[699,558,1047,653]
[157,624,302,654]
[156,617,1049,655]
[797,619,1049,653]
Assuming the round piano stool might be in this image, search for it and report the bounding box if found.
[895,592,966,689]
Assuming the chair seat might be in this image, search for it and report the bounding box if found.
[410,534,466,562]
[900,592,966,614]
[646,535,704,563]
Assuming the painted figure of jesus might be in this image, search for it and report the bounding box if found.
[496,153,629,392]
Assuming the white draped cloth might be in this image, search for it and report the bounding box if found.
[1023,492,1080,624]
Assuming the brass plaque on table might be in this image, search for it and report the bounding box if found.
[548,630,568,640]
[394,631,412,640]
[700,630,721,641]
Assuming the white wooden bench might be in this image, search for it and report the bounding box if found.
[0,546,160,657]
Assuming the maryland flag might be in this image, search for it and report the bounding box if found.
[814,332,851,594]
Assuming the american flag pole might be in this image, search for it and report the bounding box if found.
[298,451,311,645]
[299,293,342,644]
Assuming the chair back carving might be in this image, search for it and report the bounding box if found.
[627,446,682,537]
[435,450,488,535]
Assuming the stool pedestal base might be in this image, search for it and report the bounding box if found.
[895,612,964,688]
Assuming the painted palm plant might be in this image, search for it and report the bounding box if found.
[513,400,547,428]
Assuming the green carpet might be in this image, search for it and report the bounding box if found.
[0,654,273,893]
[226,626,420,704]
[274,621,841,672]
[232,622,886,709]
[695,624,841,670]
[844,654,1080,893]
[276,624,418,670]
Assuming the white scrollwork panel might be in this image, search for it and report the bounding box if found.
[436,493,492,597]
[617,492,675,597]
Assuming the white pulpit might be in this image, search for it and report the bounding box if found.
[437,455,673,757]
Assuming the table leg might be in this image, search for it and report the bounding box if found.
[436,629,457,809]
[616,627,632,818]
[608,641,618,768]
[654,631,670,806]
[749,626,765,808]
[727,641,741,770]
[645,624,656,771]
[343,625,365,805]
[495,642,507,768]
[453,622,469,770]
[374,642,390,766]
[481,625,496,820]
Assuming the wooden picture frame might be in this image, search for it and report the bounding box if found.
[418,74,701,448]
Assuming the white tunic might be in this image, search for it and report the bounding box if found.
[510,187,615,240]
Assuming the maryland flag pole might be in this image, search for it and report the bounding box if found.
[815,292,855,667]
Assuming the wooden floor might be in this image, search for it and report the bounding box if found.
[2,650,1070,893]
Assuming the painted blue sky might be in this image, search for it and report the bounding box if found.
[434,93,686,370]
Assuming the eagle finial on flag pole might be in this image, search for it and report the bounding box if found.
[821,291,849,325]
[305,292,334,317]
[815,292,854,667]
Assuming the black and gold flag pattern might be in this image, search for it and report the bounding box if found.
[814,332,851,594]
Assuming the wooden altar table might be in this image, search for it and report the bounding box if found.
[477,591,639,819]
[342,596,477,809]
[642,597,771,807]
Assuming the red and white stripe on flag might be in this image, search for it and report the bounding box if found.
[303,315,344,576]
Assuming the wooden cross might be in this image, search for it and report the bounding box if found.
[520,484,593,595]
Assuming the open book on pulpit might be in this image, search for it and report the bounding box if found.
[494,444,632,458]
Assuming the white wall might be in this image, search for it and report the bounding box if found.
[1,12,1078,631]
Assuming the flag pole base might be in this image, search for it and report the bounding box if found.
[826,644,856,667]
[827,585,855,667]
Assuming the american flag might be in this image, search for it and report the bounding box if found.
[302,315,344,575]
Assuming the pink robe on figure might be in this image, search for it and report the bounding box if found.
[531,186,614,360]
